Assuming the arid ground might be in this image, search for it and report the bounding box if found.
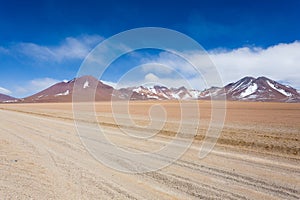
[0,101,299,199]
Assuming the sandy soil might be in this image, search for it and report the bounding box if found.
[0,101,299,199]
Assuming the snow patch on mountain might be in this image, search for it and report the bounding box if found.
[267,81,291,96]
[2,99,18,103]
[55,90,69,96]
[133,87,142,93]
[230,81,247,92]
[83,80,89,89]
[189,90,201,98]
[147,94,159,99]
[150,87,157,94]
[240,83,258,98]
[171,93,180,99]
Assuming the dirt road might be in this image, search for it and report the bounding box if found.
[0,102,299,199]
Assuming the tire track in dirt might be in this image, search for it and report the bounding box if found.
[102,146,299,199]
[1,120,168,199]
[0,111,141,200]
[1,108,299,199]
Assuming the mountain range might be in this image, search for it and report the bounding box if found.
[1,76,300,103]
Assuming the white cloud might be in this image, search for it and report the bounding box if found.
[14,34,104,62]
[0,86,12,95]
[29,78,61,90]
[112,63,206,90]
[16,43,55,61]
[142,52,200,77]
[209,41,300,89]
[132,41,300,90]
[131,51,223,89]
[14,78,61,98]
[114,75,205,90]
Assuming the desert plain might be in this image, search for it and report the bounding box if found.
[0,101,299,199]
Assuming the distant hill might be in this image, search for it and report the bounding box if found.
[23,75,114,102]
[0,93,18,103]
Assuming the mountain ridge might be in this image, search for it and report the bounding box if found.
[1,76,300,103]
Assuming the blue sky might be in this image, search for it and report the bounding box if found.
[0,0,300,97]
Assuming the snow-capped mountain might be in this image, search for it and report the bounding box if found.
[0,93,18,103]
[222,76,300,102]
